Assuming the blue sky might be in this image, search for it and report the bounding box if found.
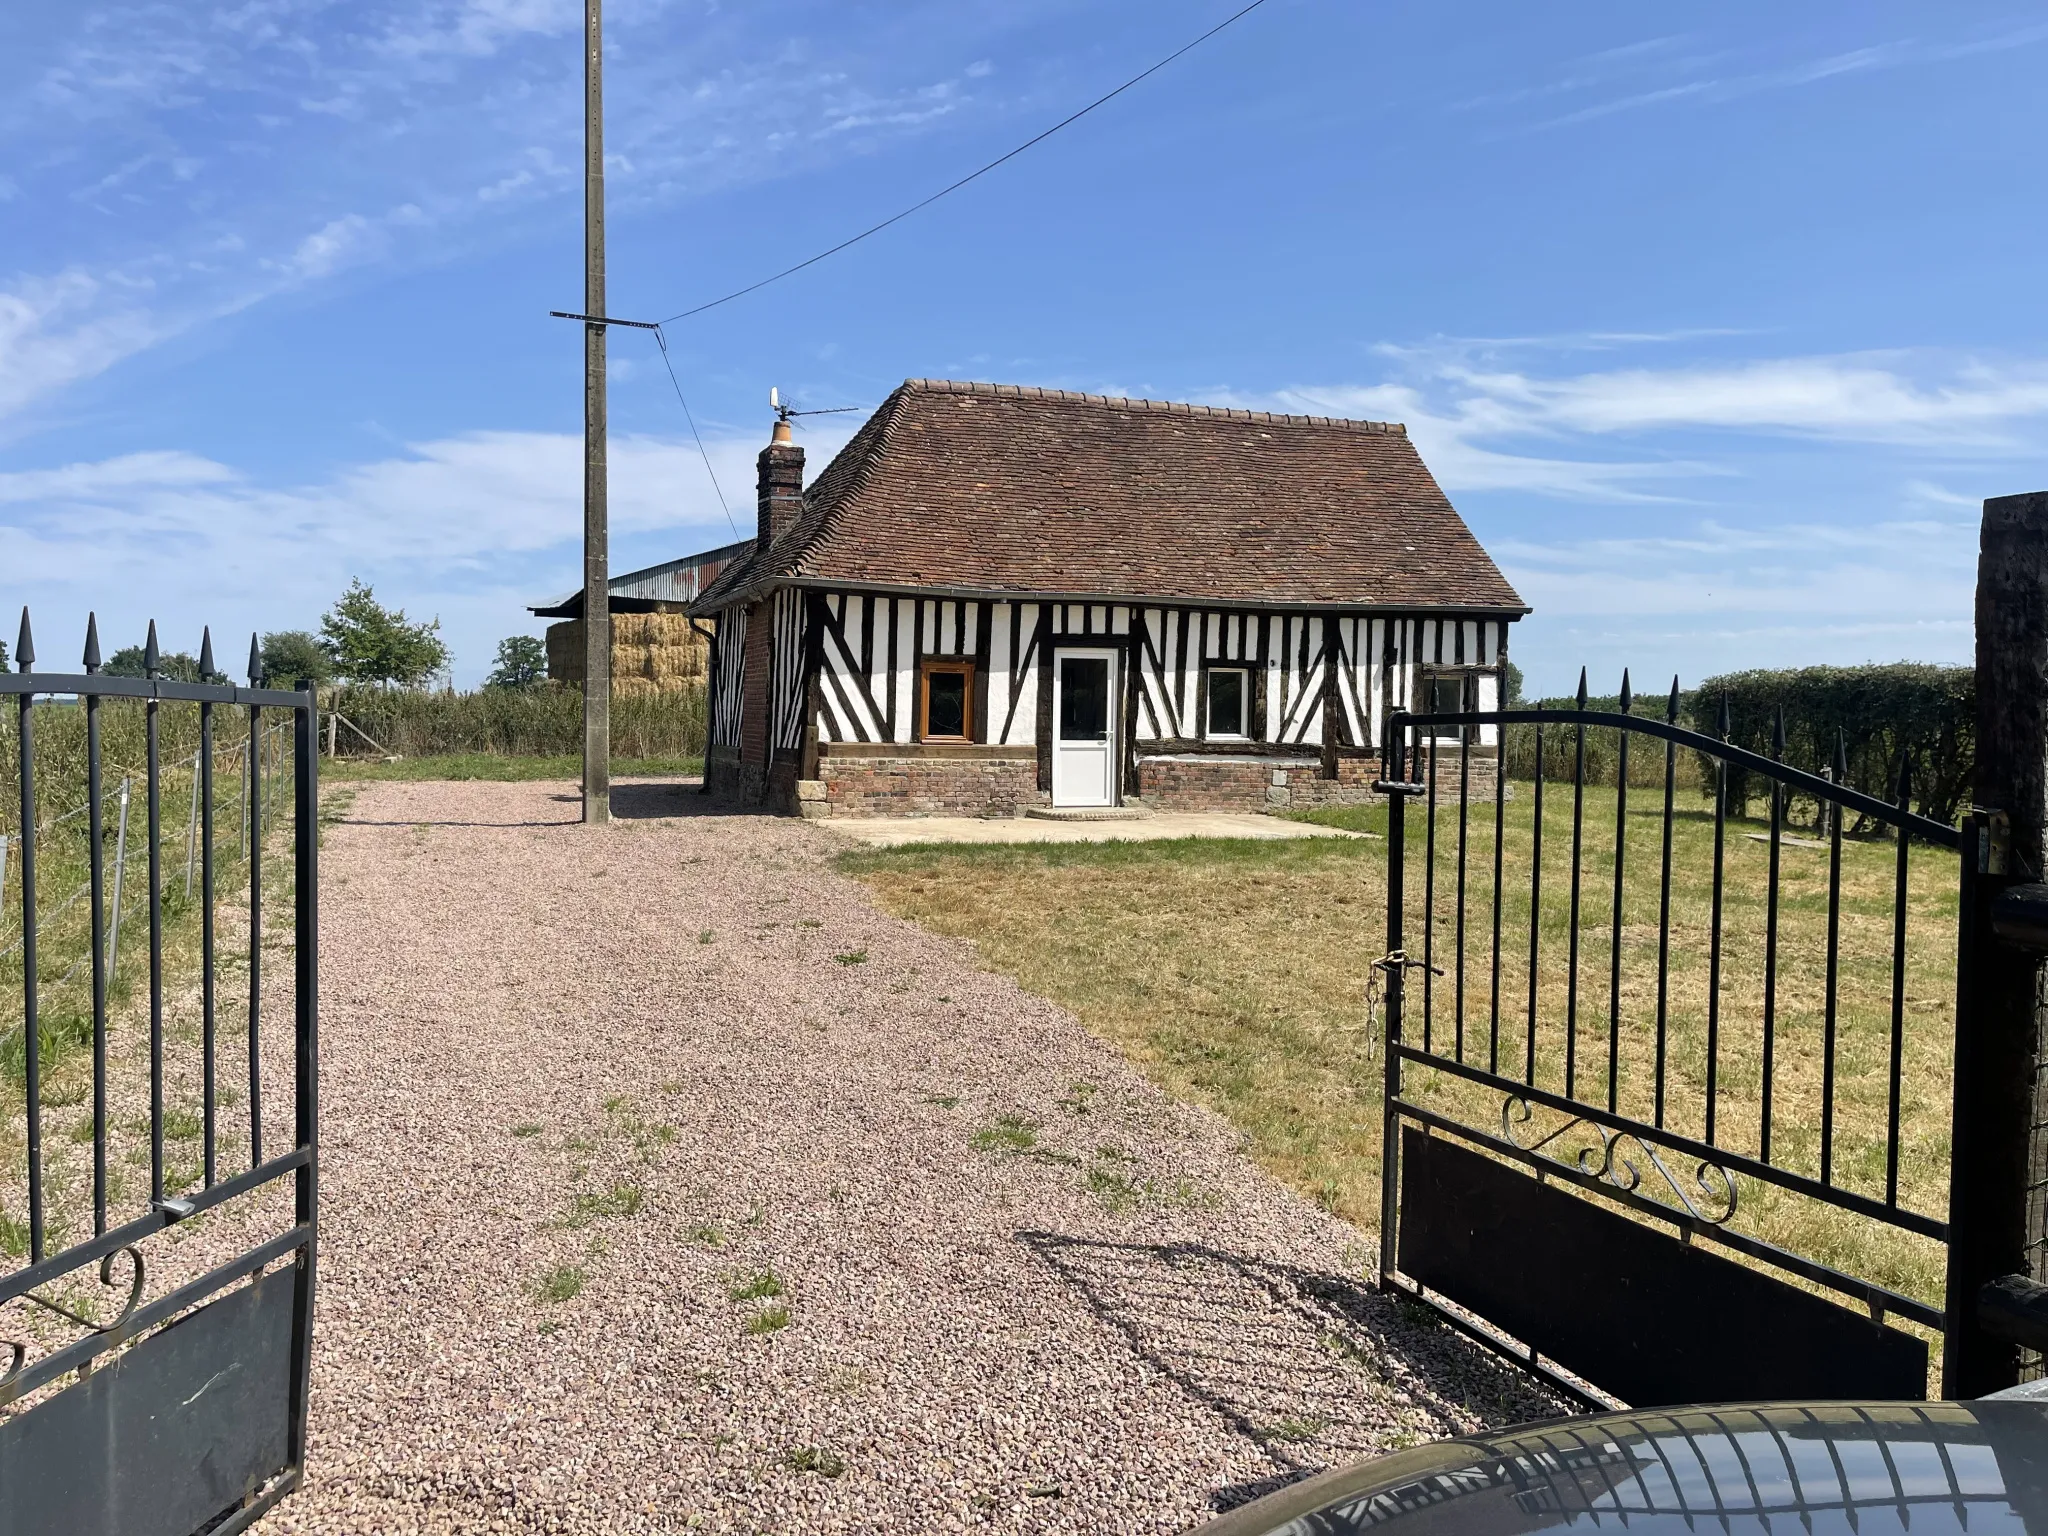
[5,1,2048,691]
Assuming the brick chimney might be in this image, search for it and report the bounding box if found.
[757,417,805,549]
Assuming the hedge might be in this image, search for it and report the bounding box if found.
[1688,664,1972,827]
[1492,665,1973,828]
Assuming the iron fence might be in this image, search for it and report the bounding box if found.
[0,610,317,1535]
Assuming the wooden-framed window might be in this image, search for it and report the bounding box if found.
[1205,666,1251,740]
[918,659,976,742]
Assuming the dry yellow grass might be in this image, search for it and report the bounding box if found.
[842,781,1958,1318]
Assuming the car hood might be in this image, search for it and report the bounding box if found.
[1192,1400,2048,1536]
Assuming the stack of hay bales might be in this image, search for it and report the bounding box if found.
[546,613,709,698]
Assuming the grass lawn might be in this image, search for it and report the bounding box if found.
[840,781,1958,1315]
[323,753,702,782]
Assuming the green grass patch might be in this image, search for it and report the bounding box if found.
[1279,802,1392,836]
[785,1446,846,1477]
[535,1265,585,1303]
[727,1268,784,1302]
[568,1182,644,1224]
[969,1114,1039,1154]
[744,1303,792,1336]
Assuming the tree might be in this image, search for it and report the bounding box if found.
[104,646,221,683]
[318,580,449,688]
[1503,660,1525,707]
[485,635,548,690]
[260,630,335,688]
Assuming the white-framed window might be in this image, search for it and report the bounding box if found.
[1420,669,1472,743]
[1205,666,1251,740]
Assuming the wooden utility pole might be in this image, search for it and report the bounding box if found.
[1945,489,2048,1394]
[580,0,611,824]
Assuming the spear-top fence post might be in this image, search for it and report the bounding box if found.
[1945,489,2048,1394]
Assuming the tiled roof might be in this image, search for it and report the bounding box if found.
[692,379,1525,613]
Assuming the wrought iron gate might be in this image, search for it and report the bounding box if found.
[0,612,316,1534]
[1377,674,1969,1408]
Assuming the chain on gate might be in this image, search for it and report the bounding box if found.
[1356,950,1442,1057]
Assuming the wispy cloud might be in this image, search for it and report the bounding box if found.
[0,267,169,422]
[1527,42,1914,131]
[0,1,1037,426]
[1215,336,2039,687]
[1468,22,2048,136]
[1487,511,1979,690]
[1231,343,2048,507]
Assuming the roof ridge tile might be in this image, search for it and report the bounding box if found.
[902,377,1403,434]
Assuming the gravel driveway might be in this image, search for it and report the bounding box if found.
[257,778,1554,1536]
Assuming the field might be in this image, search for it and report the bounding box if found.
[322,752,701,782]
[840,778,1959,1317]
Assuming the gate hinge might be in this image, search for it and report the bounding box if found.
[1975,808,2011,876]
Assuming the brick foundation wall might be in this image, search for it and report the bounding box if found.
[1284,753,1389,810]
[1136,757,1294,812]
[810,750,1044,818]
[1135,752,1497,812]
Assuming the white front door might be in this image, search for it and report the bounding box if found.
[1052,649,1118,807]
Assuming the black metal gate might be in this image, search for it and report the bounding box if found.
[0,612,316,1534]
[1376,674,1970,1408]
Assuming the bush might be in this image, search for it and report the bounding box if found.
[1689,664,1972,827]
[261,631,335,688]
[326,683,706,760]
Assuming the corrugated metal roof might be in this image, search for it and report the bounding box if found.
[530,540,754,617]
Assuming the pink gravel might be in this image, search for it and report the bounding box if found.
[254,777,1554,1535]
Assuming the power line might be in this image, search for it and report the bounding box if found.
[652,327,739,537]
[657,0,1273,324]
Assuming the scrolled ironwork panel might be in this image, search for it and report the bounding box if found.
[1500,1095,1739,1225]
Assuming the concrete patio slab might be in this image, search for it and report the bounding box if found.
[822,811,1377,848]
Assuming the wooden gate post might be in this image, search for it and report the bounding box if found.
[1946,490,2048,1396]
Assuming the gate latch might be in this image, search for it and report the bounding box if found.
[1363,950,1445,1046]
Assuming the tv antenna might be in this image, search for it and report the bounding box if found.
[771,386,861,427]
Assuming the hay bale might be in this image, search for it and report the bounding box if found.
[547,613,709,694]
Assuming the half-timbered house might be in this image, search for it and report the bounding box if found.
[690,379,1526,817]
